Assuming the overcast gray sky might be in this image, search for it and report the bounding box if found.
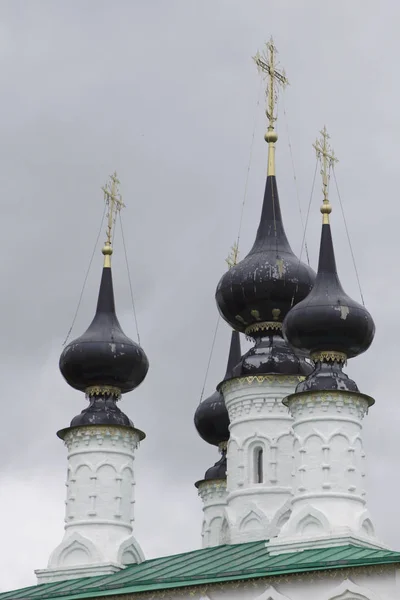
[0,0,398,590]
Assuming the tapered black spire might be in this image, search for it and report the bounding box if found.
[223,330,241,381]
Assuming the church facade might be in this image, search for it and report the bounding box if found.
[1,41,399,600]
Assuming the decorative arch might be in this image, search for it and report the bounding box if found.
[95,460,118,475]
[323,578,381,600]
[361,518,374,537]
[356,511,375,538]
[244,432,271,446]
[254,585,291,600]
[287,505,329,538]
[119,463,134,476]
[302,430,327,446]
[328,430,351,445]
[239,505,268,540]
[117,535,144,565]
[73,462,94,477]
[275,429,294,443]
[48,532,101,569]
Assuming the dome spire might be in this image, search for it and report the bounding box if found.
[101,171,125,267]
[59,173,148,408]
[283,128,375,392]
[253,37,289,176]
[216,40,315,376]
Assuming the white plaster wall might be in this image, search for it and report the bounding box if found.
[162,566,400,600]
[270,391,384,552]
[197,480,229,548]
[222,376,300,543]
[36,425,144,583]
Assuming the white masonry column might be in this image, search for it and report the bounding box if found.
[197,479,229,548]
[268,390,386,553]
[222,375,301,544]
[35,425,144,583]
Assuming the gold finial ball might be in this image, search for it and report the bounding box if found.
[265,130,278,143]
[320,201,332,215]
[102,243,113,256]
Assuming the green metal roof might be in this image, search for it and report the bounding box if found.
[2,542,400,600]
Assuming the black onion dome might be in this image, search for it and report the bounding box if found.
[57,394,146,440]
[216,176,315,333]
[194,390,228,447]
[70,396,133,427]
[283,221,375,360]
[295,360,360,394]
[234,333,312,378]
[205,452,226,480]
[194,331,241,446]
[195,451,227,487]
[60,266,149,394]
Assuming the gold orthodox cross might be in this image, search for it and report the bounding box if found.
[226,242,239,269]
[102,171,125,245]
[313,127,338,223]
[101,172,125,266]
[253,38,289,132]
[253,38,288,175]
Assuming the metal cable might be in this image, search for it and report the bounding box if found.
[299,158,318,264]
[235,77,263,251]
[62,202,107,346]
[199,315,221,405]
[332,167,365,306]
[282,90,310,266]
[119,212,142,345]
[291,157,318,307]
[198,81,262,403]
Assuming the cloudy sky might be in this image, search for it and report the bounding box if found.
[0,0,398,590]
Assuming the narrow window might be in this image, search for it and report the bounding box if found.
[254,447,263,483]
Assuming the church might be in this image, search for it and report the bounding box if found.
[1,40,399,600]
